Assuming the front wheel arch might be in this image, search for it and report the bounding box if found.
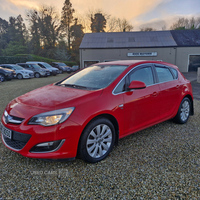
[80,114,119,147]
[77,115,119,162]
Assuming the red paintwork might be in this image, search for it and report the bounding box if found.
[129,80,146,89]
[1,60,193,159]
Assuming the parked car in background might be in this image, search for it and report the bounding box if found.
[0,66,16,81]
[51,62,72,73]
[0,60,194,163]
[0,64,34,80]
[71,65,79,72]
[17,63,50,78]
[26,62,59,76]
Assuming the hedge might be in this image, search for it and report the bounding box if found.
[15,54,77,66]
[0,56,27,64]
[0,54,77,67]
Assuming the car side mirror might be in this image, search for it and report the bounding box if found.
[128,80,146,90]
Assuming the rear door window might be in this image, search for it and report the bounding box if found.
[155,67,174,83]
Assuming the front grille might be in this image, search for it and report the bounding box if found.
[2,134,27,150]
[2,130,31,151]
[4,111,24,124]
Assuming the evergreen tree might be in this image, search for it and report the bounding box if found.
[70,18,84,62]
[60,0,75,51]
[91,13,106,33]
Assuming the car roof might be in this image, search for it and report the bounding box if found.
[26,61,45,64]
[0,64,19,66]
[95,60,178,69]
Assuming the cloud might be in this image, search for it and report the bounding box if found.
[9,0,39,9]
[0,0,200,31]
[72,0,170,20]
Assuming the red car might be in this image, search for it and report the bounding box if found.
[0,60,193,163]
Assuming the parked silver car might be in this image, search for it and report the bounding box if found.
[17,63,50,78]
[26,62,59,76]
[51,62,72,73]
[0,64,34,79]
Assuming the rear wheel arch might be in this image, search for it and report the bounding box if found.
[184,94,194,115]
[173,96,192,124]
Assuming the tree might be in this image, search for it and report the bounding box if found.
[140,27,157,31]
[26,6,60,57]
[170,17,200,30]
[0,18,9,55]
[26,9,41,54]
[60,0,75,51]
[2,41,27,56]
[91,12,106,32]
[116,18,133,32]
[39,6,60,49]
[70,18,84,62]
[6,15,27,45]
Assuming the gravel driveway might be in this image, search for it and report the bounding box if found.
[0,75,200,199]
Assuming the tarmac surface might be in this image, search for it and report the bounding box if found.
[182,71,200,100]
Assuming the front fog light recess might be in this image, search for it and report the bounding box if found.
[28,107,74,126]
[30,140,65,153]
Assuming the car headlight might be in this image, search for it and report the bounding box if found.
[22,71,28,74]
[28,107,75,126]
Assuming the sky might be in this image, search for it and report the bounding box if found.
[0,0,200,31]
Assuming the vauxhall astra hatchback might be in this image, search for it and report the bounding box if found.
[1,60,193,163]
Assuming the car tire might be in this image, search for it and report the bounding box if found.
[35,72,40,78]
[173,97,191,124]
[79,118,115,163]
[0,74,5,82]
[17,74,23,80]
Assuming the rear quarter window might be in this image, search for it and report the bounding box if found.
[170,68,178,79]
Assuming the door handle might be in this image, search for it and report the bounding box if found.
[152,92,158,97]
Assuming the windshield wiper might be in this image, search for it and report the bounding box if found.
[58,83,90,90]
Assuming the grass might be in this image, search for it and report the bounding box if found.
[0,73,70,116]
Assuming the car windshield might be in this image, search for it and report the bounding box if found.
[12,65,24,70]
[43,63,53,68]
[58,65,128,90]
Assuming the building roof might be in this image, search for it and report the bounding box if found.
[171,29,200,46]
[79,30,200,49]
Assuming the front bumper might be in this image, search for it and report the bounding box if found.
[23,74,34,79]
[5,74,14,80]
[1,117,82,159]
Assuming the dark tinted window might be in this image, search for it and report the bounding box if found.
[155,67,173,82]
[130,67,154,86]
